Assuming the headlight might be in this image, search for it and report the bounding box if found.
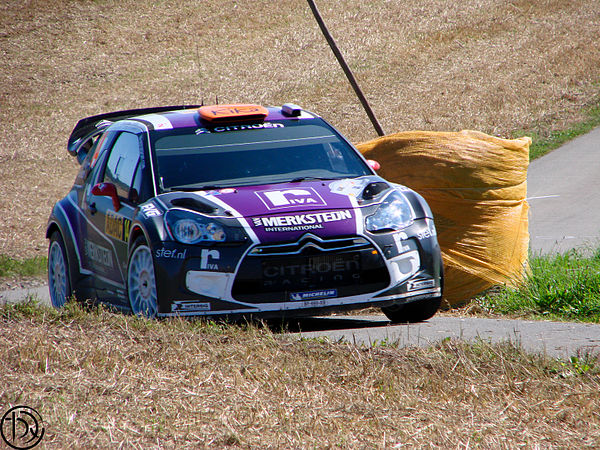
[365,191,414,232]
[165,210,227,244]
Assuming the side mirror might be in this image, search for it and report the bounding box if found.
[92,182,121,212]
[367,159,381,171]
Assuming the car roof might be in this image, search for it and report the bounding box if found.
[69,104,320,149]
[128,105,319,132]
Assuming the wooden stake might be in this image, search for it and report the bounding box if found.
[306,0,386,137]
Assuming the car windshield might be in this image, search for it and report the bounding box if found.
[151,119,371,191]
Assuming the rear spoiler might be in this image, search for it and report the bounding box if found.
[67,105,201,155]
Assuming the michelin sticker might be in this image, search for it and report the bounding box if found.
[290,289,337,301]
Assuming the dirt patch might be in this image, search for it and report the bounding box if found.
[1,0,600,258]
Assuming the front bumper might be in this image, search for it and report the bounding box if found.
[153,218,443,317]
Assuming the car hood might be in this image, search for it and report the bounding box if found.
[166,176,391,243]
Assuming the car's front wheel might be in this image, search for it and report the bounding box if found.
[127,237,158,318]
[48,231,72,309]
[381,296,441,323]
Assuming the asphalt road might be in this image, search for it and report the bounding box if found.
[2,129,600,358]
[528,126,600,254]
[287,314,600,359]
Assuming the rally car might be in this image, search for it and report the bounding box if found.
[47,103,443,322]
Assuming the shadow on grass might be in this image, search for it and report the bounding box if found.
[263,315,391,334]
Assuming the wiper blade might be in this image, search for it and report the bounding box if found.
[289,176,342,183]
[167,184,222,192]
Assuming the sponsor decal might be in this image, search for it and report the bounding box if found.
[201,187,237,196]
[140,114,173,130]
[263,224,323,232]
[195,122,284,134]
[84,239,113,268]
[252,210,352,232]
[200,249,220,270]
[105,211,131,241]
[171,301,211,312]
[407,279,436,291]
[417,219,437,240]
[90,133,109,169]
[263,255,360,288]
[393,231,410,253]
[417,229,435,240]
[329,178,370,197]
[140,202,161,217]
[290,289,337,301]
[155,248,187,259]
[256,188,327,210]
[263,258,359,278]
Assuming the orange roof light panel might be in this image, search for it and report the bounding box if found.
[199,104,269,124]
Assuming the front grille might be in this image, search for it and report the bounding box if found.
[248,233,372,256]
[232,234,390,303]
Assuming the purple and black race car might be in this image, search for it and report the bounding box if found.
[47,103,443,322]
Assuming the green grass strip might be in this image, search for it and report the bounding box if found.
[527,101,600,160]
[477,249,600,323]
[0,255,47,278]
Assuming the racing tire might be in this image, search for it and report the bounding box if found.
[127,237,158,318]
[381,296,442,324]
[48,231,72,309]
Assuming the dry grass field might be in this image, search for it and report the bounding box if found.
[1,0,600,259]
[1,302,599,448]
[2,3,600,446]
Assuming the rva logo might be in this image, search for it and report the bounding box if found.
[200,249,220,270]
[256,188,327,210]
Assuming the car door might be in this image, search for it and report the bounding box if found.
[83,131,143,303]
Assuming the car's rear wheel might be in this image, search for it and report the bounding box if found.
[127,237,158,318]
[48,231,72,309]
[381,296,441,323]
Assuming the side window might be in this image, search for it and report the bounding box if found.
[90,131,113,171]
[130,163,144,204]
[103,132,141,201]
